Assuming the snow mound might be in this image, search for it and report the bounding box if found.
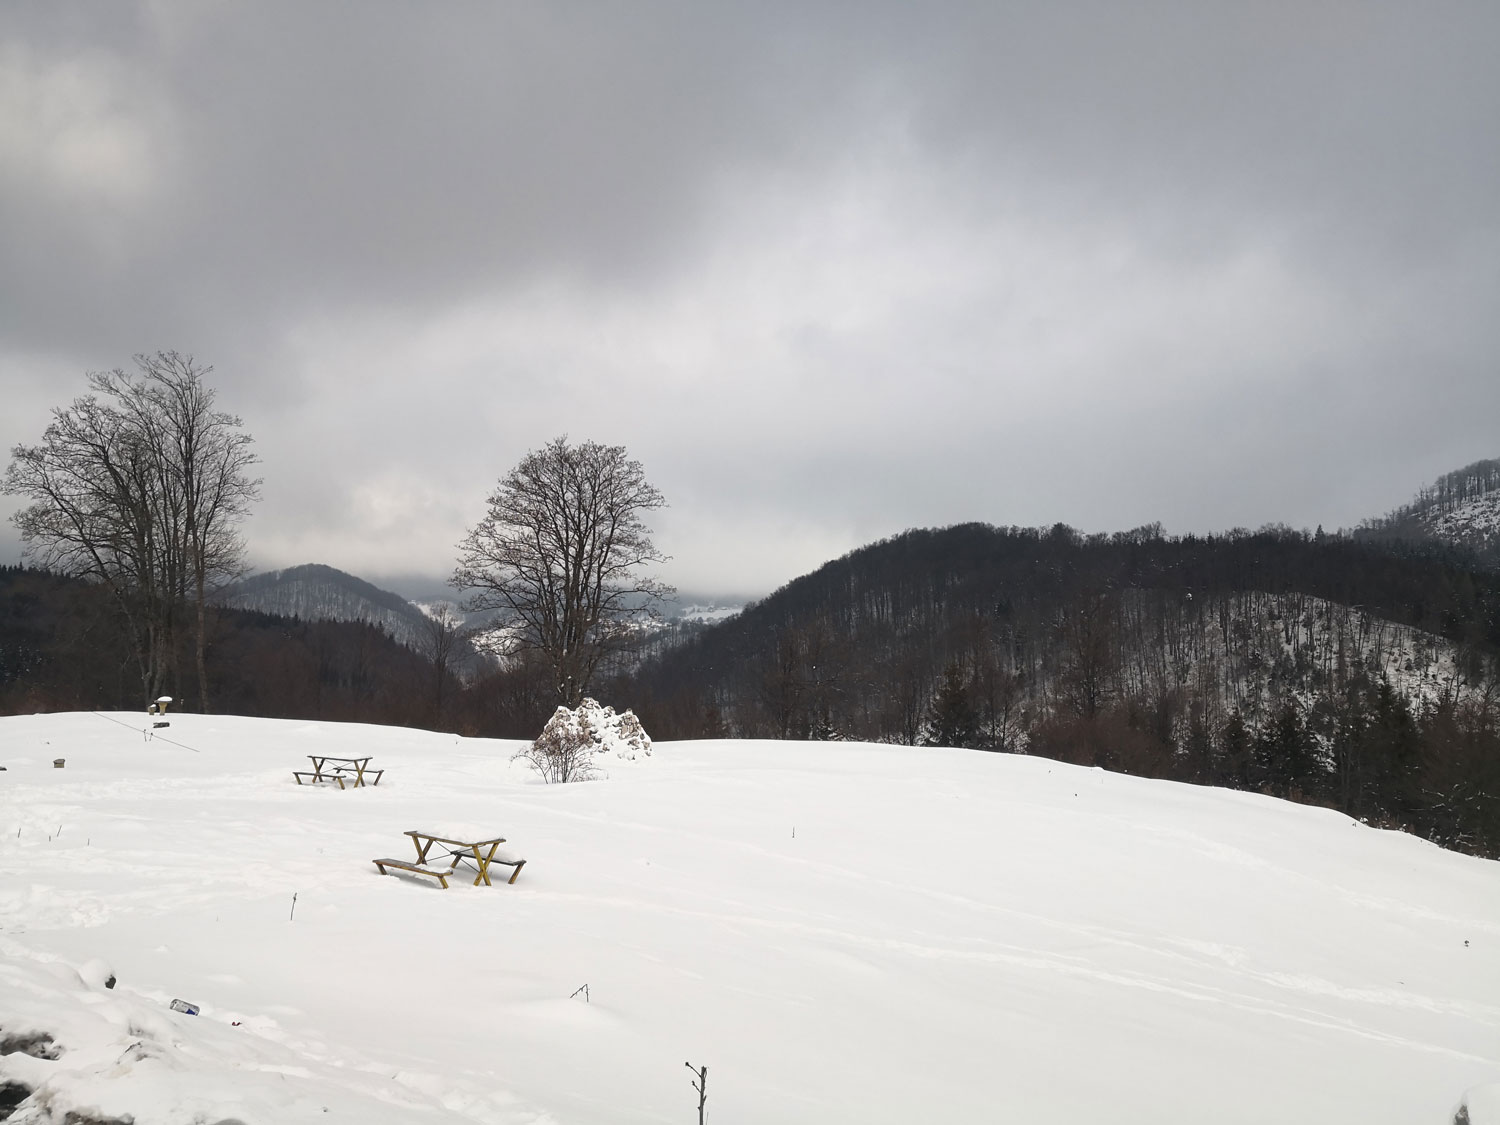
[543,698,651,761]
[519,698,652,782]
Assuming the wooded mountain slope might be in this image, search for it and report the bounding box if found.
[620,524,1500,855]
[1357,456,1500,568]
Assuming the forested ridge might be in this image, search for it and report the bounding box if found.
[1356,456,1500,567]
[1,561,565,738]
[1365,456,1500,524]
[629,524,1500,722]
[617,524,1500,855]
[217,563,436,649]
[0,565,441,728]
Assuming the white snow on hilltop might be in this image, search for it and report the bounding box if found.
[1422,489,1500,550]
[1,712,1497,1124]
[671,603,742,625]
[1362,457,1500,565]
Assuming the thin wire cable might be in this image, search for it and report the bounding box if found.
[91,711,201,752]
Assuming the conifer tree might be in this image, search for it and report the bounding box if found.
[924,662,980,748]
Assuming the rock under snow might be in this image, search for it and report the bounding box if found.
[1457,1084,1500,1125]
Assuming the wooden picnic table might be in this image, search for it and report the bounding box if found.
[372,830,526,888]
[293,755,382,789]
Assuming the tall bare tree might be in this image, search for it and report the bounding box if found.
[452,436,672,706]
[134,354,260,711]
[416,602,472,725]
[4,353,259,708]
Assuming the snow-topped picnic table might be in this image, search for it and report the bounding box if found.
[293,755,382,789]
[373,829,527,889]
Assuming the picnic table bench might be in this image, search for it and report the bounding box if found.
[293,755,383,789]
[373,830,526,889]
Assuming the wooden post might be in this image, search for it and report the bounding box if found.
[685,1062,707,1125]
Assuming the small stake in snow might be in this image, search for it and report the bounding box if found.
[289,893,298,922]
[685,1062,708,1125]
[570,983,590,1002]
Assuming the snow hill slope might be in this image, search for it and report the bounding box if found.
[1,714,1497,1124]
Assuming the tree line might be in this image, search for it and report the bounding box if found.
[1357,456,1500,567]
[0,560,599,741]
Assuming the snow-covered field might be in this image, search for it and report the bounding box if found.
[1,712,1496,1124]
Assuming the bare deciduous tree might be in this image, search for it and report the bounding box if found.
[138,354,260,712]
[452,436,672,706]
[3,353,259,708]
[415,602,472,725]
[514,711,602,783]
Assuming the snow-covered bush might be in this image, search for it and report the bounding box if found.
[516,698,652,783]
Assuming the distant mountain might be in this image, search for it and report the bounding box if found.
[1357,457,1500,568]
[218,564,747,672]
[362,577,749,626]
[216,564,437,649]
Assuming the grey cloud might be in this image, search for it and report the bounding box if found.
[3,4,862,355]
[6,2,1495,341]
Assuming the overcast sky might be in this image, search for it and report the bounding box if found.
[3,2,1497,598]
